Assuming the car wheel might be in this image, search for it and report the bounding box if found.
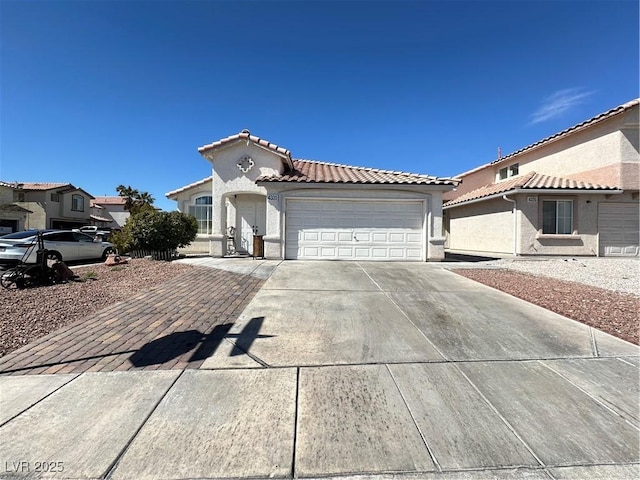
[0,269,21,290]
[102,247,114,260]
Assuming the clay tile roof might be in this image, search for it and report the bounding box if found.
[198,130,292,161]
[165,176,213,197]
[444,172,620,207]
[256,159,460,186]
[92,196,127,205]
[18,182,72,191]
[455,98,640,178]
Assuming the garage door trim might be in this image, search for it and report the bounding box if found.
[283,196,429,261]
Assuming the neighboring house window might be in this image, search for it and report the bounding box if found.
[189,196,212,234]
[71,194,84,211]
[13,191,25,202]
[542,200,573,234]
[51,193,60,202]
[498,163,519,180]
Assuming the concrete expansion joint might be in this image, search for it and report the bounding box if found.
[0,374,78,428]
[451,362,547,468]
[385,363,442,472]
[539,361,640,431]
[291,366,301,478]
[103,369,186,480]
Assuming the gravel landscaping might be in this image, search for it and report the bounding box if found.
[1,256,638,358]
[453,258,639,345]
[0,259,193,356]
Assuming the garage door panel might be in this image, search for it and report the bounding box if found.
[286,199,425,261]
[598,203,639,257]
[320,232,336,242]
[372,232,388,242]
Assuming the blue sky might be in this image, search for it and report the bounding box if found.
[1,0,638,212]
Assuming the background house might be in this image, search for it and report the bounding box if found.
[444,99,639,257]
[167,131,458,261]
[0,182,94,231]
[90,196,129,230]
[0,181,32,234]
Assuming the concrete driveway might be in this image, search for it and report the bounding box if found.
[1,260,638,479]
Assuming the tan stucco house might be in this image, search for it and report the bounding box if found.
[167,131,459,261]
[90,196,129,229]
[444,98,639,257]
[0,182,94,231]
[0,181,32,234]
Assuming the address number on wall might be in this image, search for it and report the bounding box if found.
[267,194,279,201]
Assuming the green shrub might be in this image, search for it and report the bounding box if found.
[126,210,198,252]
[110,229,132,254]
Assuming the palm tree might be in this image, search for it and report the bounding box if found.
[116,185,154,215]
[116,185,140,211]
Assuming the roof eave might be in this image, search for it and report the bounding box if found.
[256,179,459,189]
[444,188,623,209]
[199,137,294,170]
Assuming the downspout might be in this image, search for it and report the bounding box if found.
[502,195,517,256]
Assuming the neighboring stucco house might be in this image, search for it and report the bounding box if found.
[167,131,459,261]
[444,98,639,257]
[0,181,32,234]
[2,182,95,230]
[90,196,129,229]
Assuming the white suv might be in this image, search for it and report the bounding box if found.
[0,230,114,267]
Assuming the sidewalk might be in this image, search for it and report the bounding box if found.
[1,260,638,480]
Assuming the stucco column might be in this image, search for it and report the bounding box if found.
[263,193,283,259]
[428,192,445,261]
[209,180,225,257]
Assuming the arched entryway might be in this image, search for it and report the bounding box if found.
[226,193,266,255]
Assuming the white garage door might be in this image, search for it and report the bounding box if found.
[285,199,424,261]
[598,203,639,256]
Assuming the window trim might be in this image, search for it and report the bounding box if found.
[497,163,519,181]
[71,194,85,212]
[540,198,575,235]
[188,195,213,235]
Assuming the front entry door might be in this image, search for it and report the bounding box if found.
[236,197,266,254]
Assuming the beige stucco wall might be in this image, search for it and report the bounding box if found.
[447,104,640,202]
[447,198,514,255]
[517,193,596,256]
[204,142,285,256]
[17,202,45,229]
[0,185,13,204]
[169,179,213,254]
[0,186,28,232]
[261,184,447,261]
[58,191,92,223]
[447,191,637,257]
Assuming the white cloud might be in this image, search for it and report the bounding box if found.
[529,88,596,124]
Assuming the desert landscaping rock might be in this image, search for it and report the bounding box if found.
[0,259,194,356]
[454,267,639,345]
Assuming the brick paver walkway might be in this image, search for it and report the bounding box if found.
[0,267,264,375]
